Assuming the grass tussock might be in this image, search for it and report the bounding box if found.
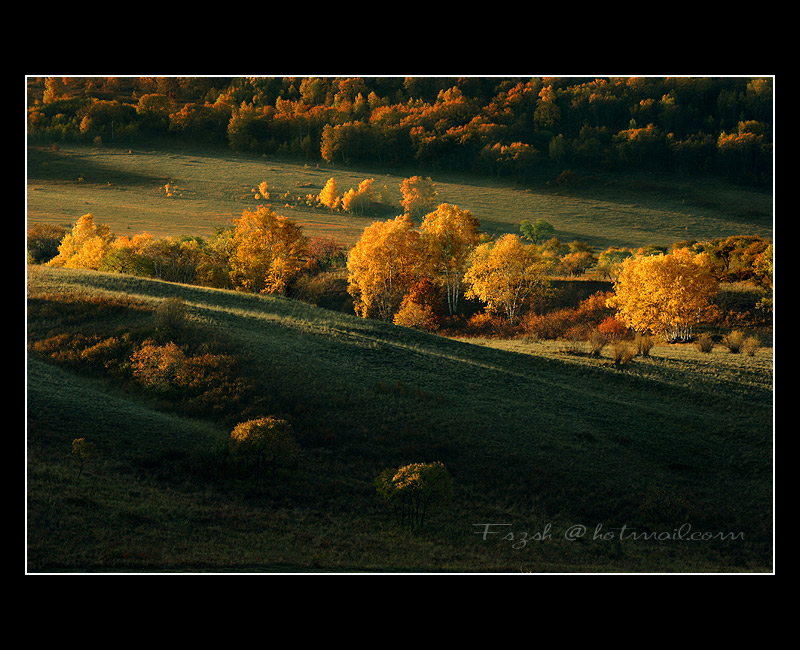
[695,333,715,353]
[722,330,762,357]
[611,342,637,367]
[722,330,747,353]
[634,334,654,357]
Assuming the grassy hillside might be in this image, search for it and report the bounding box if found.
[26,141,773,250]
[26,265,773,572]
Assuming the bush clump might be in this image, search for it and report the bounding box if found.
[155,297,188,337]
[742,335,761,357]
[722,330,746,353]
[588,330,607,357]
[695,333,714,353]
[634,333,654,357]
[375,461,453,531]
[611,342,636,367]
[230,417,300,480]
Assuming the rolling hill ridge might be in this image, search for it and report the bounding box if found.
[26,265,773,572]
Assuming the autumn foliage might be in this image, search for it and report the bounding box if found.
[229,417,300,480]
[399,176,439,219]
[607,248,719,342]
[228,205,307,294]
[463,234,550,324]
[47,214,114,270]
[521,291,616,340]
[28,76,772,185]
[347,214,423,321]
[29,160,771,350]
[420,204,481,316]
[28,293,261,422]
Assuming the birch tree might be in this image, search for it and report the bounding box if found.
[420,203,480,316]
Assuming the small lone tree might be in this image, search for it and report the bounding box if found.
[399,176,438,221]
[317,177,340,212]
[71,438,96,479]
[375,462,453,531]
[230,417,299,481]
[519,218,554,244]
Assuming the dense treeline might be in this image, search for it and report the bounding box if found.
[27,76,773,185]
[29,204,773,344]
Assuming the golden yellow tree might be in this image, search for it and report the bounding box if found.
[463,233,549,324]
[606,247,719,341]
[400,176,438,220]
[420,203,481,316]
[317,177,340,212]
[230,417,299,480]
[100,232,156,276]
[47,213,114,270]
[228,206,307,295]
[347,214,425,321]
[253,180,269,201]
[341,178,374,214]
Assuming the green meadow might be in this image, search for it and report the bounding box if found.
[26,141,773,573]
[26,141,772,249]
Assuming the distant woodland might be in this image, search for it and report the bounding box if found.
[27,76,773,186]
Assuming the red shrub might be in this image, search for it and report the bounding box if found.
[521,291,616,340]
[597,316,630,342]
[521,308,578,339]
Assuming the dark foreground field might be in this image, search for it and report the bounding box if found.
[26,266,773,572]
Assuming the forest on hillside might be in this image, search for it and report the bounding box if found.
[27,76,773,186]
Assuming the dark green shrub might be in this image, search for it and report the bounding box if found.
[27,223,67,264]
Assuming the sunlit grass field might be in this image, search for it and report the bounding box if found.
[26,140,773,250]
[26,265,773,572]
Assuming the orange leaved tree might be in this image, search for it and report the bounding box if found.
[606,247,719,342]
[228,206,307,295]
[347,214,425,321]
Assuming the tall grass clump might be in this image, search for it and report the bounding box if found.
[742,335,762,357]
[155,297,187,338]
[695,333,714,353]
[611,342,636,368]
[588,330,607,357]
[634,333,654,357]
[722,330,746,353]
